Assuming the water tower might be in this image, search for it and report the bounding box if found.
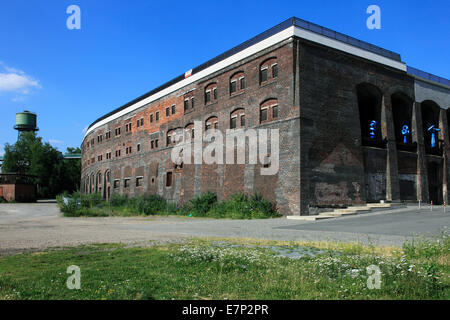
[14,111,39,138]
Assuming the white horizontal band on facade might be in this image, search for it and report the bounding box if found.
[84,25,406,139]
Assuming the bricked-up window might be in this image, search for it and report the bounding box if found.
[230,108,245,129]
[113,179,120,189]
[230,71,245,95]
[205,116,218,131]
[136,176,143,187]
[205,83,218,105]
[124,178,130,188]
[260,57,277,84]
[260,99,278,124]
[166,172,173,187]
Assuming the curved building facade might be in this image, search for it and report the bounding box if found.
[81,17,450,216]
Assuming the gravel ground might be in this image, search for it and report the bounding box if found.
[0,203,448,256]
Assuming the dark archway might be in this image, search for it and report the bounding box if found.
[392,93,415,151]
[356,83,384,148]
[421,100,441,155]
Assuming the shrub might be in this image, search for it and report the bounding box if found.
[189,191,217,216]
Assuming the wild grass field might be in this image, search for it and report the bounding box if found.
[0,233,448,300]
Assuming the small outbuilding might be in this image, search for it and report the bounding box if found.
[0,173,36,202]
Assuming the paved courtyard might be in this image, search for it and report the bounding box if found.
[0,202,448,255]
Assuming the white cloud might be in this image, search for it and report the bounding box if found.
[0,62,40,94]
[49,139,63,144]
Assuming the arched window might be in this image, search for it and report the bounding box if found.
[356,83,384,148]
[421,100,442,155]
[260,99,278,124]
[391,92,415,151]
[204,82,218,105]
[205,116,218,131]
[260,57,277,84]
[185,123,194,140]
[230,108,245,129]
[167,128,182,146]
[230,71,245,95]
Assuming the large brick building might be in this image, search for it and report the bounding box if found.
[81,17,450,216]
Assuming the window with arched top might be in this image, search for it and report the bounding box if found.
[230,108,245,129]
[230,71,245,95]
[204,83,218,105]
[167,128,183,146]
[260,57,278,84]
[205,116,218,131]
[260,99,278,124]
[185,123,195,140]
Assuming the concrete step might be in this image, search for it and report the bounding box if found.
[333,208,371,214]
[286,214,338,221]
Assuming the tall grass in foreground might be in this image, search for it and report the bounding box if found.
[56,191,280,219]
[0,233,448,300]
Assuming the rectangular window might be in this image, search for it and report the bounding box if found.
[261,68,267,83]
[240,77,245,90]
[150,114,153,123]
[166,172,172,187]
[140,118,144,126]
[191,97,195,109]
[231,117,237,129]
[241,115,245,127]
[261,108,268,121]
[137,144,141,152]
[213,88,217,100]
[124,179,130,188]
[214,122,218,129]
[206,123,211,131]
[166,107,170,117]
[171,104,176,115]
[205,91,211,104]
[230,80,237,94]
[184,100,189,111]
[136,119,140,127]
[136,177,143,187]
[272,64,278,78]
[113,180,120,189]
[273,105,278,119]
[151,140,154,149]
[156,111,159,121]
[155,139,158,148]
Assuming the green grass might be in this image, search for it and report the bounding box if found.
[0,234,448,300]
[56,191,280,219]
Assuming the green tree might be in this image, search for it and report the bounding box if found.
[2,132,81,199]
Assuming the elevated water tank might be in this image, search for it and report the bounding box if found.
[14,111,38,132]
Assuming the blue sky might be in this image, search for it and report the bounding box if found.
[0,0,449,155]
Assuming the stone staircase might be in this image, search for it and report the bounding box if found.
[287,202,406,221]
